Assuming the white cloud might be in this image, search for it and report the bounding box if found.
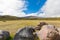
[0,0,60,17]
[0,0,27,17]
[26,13,37,16]
[38,0,60,17]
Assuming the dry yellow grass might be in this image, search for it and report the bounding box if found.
[0,20,60,36]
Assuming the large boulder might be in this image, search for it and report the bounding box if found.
[36,25,60,40]
[0,30,10,40]
[13,26,36,40]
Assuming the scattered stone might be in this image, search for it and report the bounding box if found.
[35,22,48,30]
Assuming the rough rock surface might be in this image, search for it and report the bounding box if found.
[14,27,35,40]
[0,30,10,40]
[35,22,48,30]
[36,25,60,40]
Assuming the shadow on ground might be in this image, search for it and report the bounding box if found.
[6,36,13,40]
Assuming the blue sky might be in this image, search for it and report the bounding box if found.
[0,0,60,17]
[23,0,47,14]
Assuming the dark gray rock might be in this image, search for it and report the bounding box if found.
[14,26,35,40]
[0,30,10,40]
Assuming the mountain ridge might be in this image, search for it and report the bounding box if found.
[0,15,60,20]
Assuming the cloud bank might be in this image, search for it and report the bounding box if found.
[38,0,60,17]
[0,0,60,17]
[0,0,27,17]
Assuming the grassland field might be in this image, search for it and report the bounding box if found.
[0,20,60,40]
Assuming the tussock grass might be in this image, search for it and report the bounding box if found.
[0,20,60,40]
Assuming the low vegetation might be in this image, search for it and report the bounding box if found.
[0,20,60,40]
[0,15,60,40]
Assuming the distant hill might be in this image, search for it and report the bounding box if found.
[19,16,60,20]
[0,15,20,20]
[20,16,41,18]
[0,15,60,20]
[19,16,42,20]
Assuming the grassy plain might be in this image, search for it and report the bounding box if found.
[0,20,60,40]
